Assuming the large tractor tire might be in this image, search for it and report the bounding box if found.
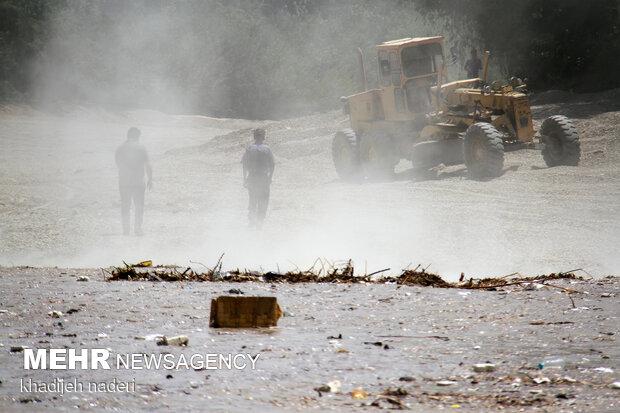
[463,123,505,179]
[359,132,399,180]
[332,129,360,180]
[540,115,580,167]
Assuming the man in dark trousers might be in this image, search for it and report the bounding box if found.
[242,128,274,228]
[465,48,482,79]
[115,127,152,236]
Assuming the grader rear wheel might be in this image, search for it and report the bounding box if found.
[332,129,360,181]
[464,123,505,179]
[540,115,580,167]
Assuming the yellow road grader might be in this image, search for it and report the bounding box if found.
[333,36,580,180]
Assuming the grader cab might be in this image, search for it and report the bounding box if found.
[333,36,580,180]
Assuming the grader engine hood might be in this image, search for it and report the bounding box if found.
[345,89,385,130]
[430,79,480,108]
[439,85,535,142]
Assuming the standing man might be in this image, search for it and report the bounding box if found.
[465,48,482,79]
[242,128,274,228]
[115,127,152,236]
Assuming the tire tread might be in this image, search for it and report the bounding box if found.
[541,115,580,166]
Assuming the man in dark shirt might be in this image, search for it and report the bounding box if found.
[242,128,275,228]
[465,48,482,79]
[115,127,152,236]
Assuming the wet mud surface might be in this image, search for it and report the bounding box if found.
[0,268,618,412]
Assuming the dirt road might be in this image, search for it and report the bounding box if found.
[1,90,619,277]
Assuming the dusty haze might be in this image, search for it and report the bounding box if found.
[32,1,453,118]
[0,2,619,278]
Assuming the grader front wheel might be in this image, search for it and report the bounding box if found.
[464,123,505,179]
[332,129,361,181]
[540,115,580,167]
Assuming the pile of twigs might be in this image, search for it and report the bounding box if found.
[105,258,584,290]
[396,269,453,287]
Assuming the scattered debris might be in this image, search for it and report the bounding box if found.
[436,380,458,386]
[370,395,407,409]
[533,377,551,384]
[48,310,63,318]
[530,320,574,326]
[351,387,369,399]
[556,376,576,384]
[105,264,211,282]
[473,363,496,373]
[327,334,343,340]
[395,269,452,287]
[105,261,583,291]
[610,381,620,389]
[227,288,244,295]
[382,387,408,396]
[134,260,153,267]
[538,358,564,370]
[376,334,449,341]
[314,380,341,395]
[209,296,282,328]
[593,367,613,373]
[19,397,42,404]
[157,335,189,346]
[66,308,80,314]
[76,275,89,282]
[398,376,415,382]
[135,334,164,341]
[10,346,28,353]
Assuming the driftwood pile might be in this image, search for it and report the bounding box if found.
[104,259,582,290]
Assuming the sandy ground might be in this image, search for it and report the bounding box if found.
[0,90,619,411]
[0,90,619,277]
[0,268,619,412]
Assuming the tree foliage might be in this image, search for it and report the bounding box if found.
[0,0,618,118]
[416,0,620,91]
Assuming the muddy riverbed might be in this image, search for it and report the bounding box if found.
[0,268,618,412]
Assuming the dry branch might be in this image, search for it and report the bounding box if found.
[105,260,582,291]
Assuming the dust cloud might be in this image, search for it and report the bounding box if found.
[1,1,618,279]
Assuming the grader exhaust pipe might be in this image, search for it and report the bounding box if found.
[358,47,368,92]
[481,50,490,83]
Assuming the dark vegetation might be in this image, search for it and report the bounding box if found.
[0,0,618,118]
[416,0,620,93]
